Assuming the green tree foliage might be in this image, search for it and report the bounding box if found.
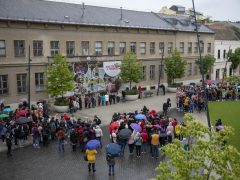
[120,51,142,89]
[228,48,240,72]
[196,54,215,75]
[47,54,74,104]
[226,75,240,85]
[164,49,187,86]
[155,114,240,180]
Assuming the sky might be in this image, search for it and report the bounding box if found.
[49,0,239,22]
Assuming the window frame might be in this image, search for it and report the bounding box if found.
[35,72,44,92]
[142,66,146,80]
[119,42,126,55]
[33,40,43,57]
[207,43,211,53]
[140,42,146,55]
[194,42,198,53]
[188,42,192,53]
[66,41,75,57]
[50,41,59,57]
[17,73,27,94]
[150,42,155,55]
[217,49,221,59]
[0,74,8,95]
[95,41,103,56]
[130,42,136,54]
[187,62,192,76]
[107,41,115,56]
[14,40,25,57]
[167,42,173,54]
[0,40,6,57]
[179,42,184,54]
[150,65,155,80]
[81,41,89,56]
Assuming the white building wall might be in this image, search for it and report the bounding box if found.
[212,40,240,81]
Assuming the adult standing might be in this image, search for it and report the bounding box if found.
[56,128,65,153]
[94,125,103,148]
[5,130,13,157]
[70,128,78,151]
[134,133,143,157]
[138,85,142,99]
[151,130,160,158]
[106,154,115,176]
[86,148,97,173]
[105,93,109,106]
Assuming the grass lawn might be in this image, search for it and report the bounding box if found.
[209,101,240,151]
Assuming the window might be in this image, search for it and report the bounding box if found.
[50,41,59,56]
[159,64,164,78]
[216,69,220,79]
[66,41,75,57]
[14,40,25,57]
[188,42,192,53]
[35,73,44,91]
[130,42,136,54]
[159,42,164,54]
[150,65,155,80]
[223,49,226,59]
[95,41,102,56]
[119,42,126,55]
[17,73,27,93]
[142,66,146,80]
[150,42,155,54]
[108,41,115,55]
[81,41,89,56]
[217,50,221,59]
[207,43,211,53]
[179,42,184,54]
[33,40,43,56]
[0,75,8,95]
[167,42,173,54]
[140,42,146,54]
[0,40,6,56]
[187,63,192,76]
[194,42,198,53]
[200,41,204,53]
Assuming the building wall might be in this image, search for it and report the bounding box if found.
[0,21,214,104]
[211,40,240,81]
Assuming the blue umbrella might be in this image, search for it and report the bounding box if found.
[106,143,121,157]
[86,139,100,150]
[3,108,13,113]
[135,114,146,120]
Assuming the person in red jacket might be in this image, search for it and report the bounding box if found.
[141,129,148,153]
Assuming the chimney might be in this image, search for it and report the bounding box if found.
[81,2,85,18]
[120,7,123,20]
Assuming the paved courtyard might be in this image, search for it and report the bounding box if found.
[0,93,206,180]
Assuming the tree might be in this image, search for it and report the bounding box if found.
[155,114,240,180]
[47,54,74,105]
[164,49,187,86]
[228,48,240,74]
[226,75,240,85]
[196,54,215,75]
[120,51,142,90]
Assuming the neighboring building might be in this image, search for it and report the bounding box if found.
[0,0,214,105]
[207,22,240,81]
[169,5,186,15]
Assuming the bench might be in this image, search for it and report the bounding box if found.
[144,90,153,97]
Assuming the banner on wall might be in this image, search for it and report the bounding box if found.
[103,61,121,77]
[72,60,121,95]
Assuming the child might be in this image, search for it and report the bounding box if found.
[106,154,115,176]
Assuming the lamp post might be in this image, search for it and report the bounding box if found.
[157,46,164,95]
[28,45,32,110]
[191,0,211,130]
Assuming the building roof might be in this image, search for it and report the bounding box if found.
[207,22,240,40]
[0,0,214,33]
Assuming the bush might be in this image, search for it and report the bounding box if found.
[54,97,69,106]
[125,89,138,95]
[168,83,182,88]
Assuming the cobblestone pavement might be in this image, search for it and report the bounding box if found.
[0,93,206,180]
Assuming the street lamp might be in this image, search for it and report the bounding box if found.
[191,0,211,130]
[157,46,164,95]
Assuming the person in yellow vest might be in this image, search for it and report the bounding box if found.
[175,124,181,140]
[86,148,97,173]
[183,97,190,112]
[151,130,160,158]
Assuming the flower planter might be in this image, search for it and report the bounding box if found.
[167,87,177,93]
[125,94,138,101]
[54,105,69,113]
